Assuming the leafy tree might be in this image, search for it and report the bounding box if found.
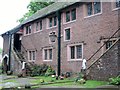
[18,1,54,23]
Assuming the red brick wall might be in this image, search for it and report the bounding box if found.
[21,2,119,73]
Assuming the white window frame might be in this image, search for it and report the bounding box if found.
[28,50,36,62]
[43,47,53,61]
[63,8,77,24]
[112,0,120,11]
[64,27,71,41]
[84,1,102,18]
[67,43,83,61]
[101,38,117,54]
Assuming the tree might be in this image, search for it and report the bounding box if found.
[0,48,2,54]
[18,1,54,23]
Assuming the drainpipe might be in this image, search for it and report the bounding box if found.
[57,10,61,77]
[8,33,12,71]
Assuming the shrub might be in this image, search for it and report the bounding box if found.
[0,65,3,74]
[109,76,120,85]
[45,65,55,76]
[29,64,48,77]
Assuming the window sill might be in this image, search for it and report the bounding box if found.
[34,30,43,34]
[28,60,35,62]
[84,13,102,19]
[68,59,82,61]
[63,20,76,25]
[64,40,70,42]
[43,60,52,61]
[112,7,120,11]
[23,33,32,36]
[47,26,57,30]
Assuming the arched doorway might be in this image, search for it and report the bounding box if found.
[2,54,8,74]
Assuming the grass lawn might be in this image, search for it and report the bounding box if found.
[30,76,108,88]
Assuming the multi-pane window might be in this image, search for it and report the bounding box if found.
[66,8,76,22]
[26,25,31,34]
[86,1,101,16]
[40,21,42,30]
[105,40,116,49]
[66,11,70,22]
[65,28,70,40]
[49,17,52,27]
[36,21,42,31]
[54,16,57,26]
[36,22,39,31]
[69,44,83,60]
[49,16,57,28]
[116,0,120,8]
[87,2,92,16]
[71,46,75,59]
[44,50,47,60]
[71,9,76,20]
[43,48,53,60]
[28,51,36,61]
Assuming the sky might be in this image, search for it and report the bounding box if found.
[0,0,30,49]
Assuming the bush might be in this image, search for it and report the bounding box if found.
[45,65,55,76]
[26,64,48,77]
[0,65,3,74]
[109,76,120,85]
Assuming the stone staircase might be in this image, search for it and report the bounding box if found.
[86,27,120,80]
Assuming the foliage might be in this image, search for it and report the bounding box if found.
[0,48,2,54]
[45,65,55,76]
[75,73,84,82]
[109,76,120,85]
[18,1,54,23]
[0,64,2,74]
[30,64,48,77]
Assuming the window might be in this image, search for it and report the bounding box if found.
[40,21,42,30]
[86,1,101,16]
[105,40,116,49]
[36,22,39,31]
[71,9,76,20]
[49,17,52,27]
[68,44,83,60]
[28,51,36,61]
[54,16,57,26]
[26,25,32,34]
[87,2,92,16]
[65,28,70,41]
[116,0,120,8]
[43,48,53,61]
[66,11,70,22]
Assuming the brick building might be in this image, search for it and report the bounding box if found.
[1,1,120,80]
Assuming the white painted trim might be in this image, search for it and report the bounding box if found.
[42,47,53,61]
[84,1,103,19]
[27,50,36,61]
[63,8,77,25]
[67,43,83,61]
[64,27,71,42]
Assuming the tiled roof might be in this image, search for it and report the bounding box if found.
[2,2,77,35]
[21,2,76,25]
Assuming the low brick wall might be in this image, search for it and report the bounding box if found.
[88,40,120,81]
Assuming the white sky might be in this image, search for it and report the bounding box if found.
[0,0,30,49]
